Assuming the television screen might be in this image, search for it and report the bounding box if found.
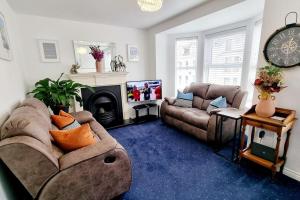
[127,80,162,102]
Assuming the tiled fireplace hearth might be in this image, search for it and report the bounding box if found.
[68,72,131,120]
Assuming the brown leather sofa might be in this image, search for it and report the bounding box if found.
[0,98,131,200]
[161,83,247,144]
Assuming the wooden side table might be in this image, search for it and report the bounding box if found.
[239,106,296,178]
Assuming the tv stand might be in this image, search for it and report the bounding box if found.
[132,103,160,123]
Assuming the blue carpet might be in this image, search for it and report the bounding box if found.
[109,120,300,200]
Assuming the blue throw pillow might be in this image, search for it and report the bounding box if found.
[174,91,193,108]
[177,91,193,101]
[206,96,227,114]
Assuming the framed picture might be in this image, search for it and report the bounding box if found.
[0,12,12,61]
[38,39,60,62]
[127,44,139,62]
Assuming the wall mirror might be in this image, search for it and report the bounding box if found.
[73,40,116,73]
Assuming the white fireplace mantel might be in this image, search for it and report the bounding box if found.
[68,72,131,120]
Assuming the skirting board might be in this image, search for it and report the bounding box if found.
[283,168,300,181]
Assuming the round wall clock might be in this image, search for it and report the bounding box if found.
[264,12,300,68]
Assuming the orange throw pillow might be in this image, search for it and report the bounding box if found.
[49,123,97,151]
[51,110,80,130]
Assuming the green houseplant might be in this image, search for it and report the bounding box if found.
[29,73,94,114]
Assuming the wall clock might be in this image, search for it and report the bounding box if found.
[264,12,300,68]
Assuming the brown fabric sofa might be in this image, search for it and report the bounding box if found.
[0,98,132,200]
[161,83,247,144]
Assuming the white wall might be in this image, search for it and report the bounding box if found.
[155,33,172,98]
[0,0,26,199]
[16,14,149,91]
[256,0,300,181]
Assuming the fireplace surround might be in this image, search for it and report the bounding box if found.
[68,72,131,120]
[81,85,123,128]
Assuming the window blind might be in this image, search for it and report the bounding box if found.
[204,28,246,85]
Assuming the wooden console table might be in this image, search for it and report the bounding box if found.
[239,106,296,178]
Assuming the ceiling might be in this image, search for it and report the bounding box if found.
[7,0,208,29]
[165,0,265,34]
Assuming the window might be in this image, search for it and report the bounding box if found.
[175,38,197,91]
[204,28,246,85]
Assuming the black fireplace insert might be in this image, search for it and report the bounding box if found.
[81,85,123,128]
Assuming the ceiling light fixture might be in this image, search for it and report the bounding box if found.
[137,0,163,12]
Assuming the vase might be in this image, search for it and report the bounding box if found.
[96,60,104,73]
[255,93,275,118]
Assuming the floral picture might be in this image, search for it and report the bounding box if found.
[0,12,11,61]
[127,44,139,62]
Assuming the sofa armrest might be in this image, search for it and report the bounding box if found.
[59,136,118,170]
[164,97,176,105]
[0,136,59,198]
[39,146,132,200]
[70,111,94,124]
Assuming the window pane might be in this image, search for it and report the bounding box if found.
[175,38,197,91]
[205,29,246,86]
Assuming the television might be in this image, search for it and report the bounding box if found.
[126,80,162,102]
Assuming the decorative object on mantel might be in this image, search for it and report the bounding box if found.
[137,0,163,12]
[90,46,104,73]
[111,55,127,72]
[73,40,116,73]
[28,73,94,114]
[254,64,286,117]
[38,39,60,63]
[264,11,300,68]
[70,63,80,74]
[127,44,139,62]
[0,12,11,61]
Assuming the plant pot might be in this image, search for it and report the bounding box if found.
[255,94,275,118]
[50,105,69,115]
[96,60,104,73]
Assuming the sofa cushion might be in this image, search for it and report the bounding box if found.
[184,83,210,98]
[205,84,240,104]
[182,108,210,130]
[1,106,52,148]
[19,98,51,122]
[192,96,204,110]
[164,105,188,121]
[51,110,80,130]
[49,123,97,152]
[201,99,212,110]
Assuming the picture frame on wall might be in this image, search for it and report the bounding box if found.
[127,44,139,62]
[0,12,12,61]
[38,39,60,62]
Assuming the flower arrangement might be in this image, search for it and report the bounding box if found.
[254,64,286,99]
[89,46,104,62]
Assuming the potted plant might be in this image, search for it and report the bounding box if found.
[90,46,104,73]
[254,64,286,117]
[29,73,94,114]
